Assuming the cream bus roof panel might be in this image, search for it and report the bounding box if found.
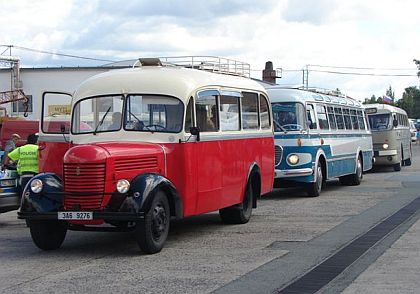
[365,103,408,115]
[266,87,361,107]
[73,66,266,101]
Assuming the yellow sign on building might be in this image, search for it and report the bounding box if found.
[48,105,71,116]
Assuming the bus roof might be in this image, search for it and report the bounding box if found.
[364,103,407,115]
[266,87,362,108]
[73,66,266,102]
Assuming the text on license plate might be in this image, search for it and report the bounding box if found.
[58,211,93,220]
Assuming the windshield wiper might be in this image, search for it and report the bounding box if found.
[94,106,111,134]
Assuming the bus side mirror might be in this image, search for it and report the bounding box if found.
[190,126,200,142]
[393,119,398,128]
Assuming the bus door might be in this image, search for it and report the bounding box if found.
[39,92,73,178]
[194,90,223,214]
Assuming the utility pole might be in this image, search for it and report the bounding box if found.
[302,65,309,89]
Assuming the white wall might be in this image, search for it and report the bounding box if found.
[0,67,115,120]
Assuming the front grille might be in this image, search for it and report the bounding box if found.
[64,195,103,210]
[275,145,283,166]
[63,163,106,210]
[114,157,158,172]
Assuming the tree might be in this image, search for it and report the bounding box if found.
[413,59,420,78]
[396,86,420,118]
[363,95,377,104]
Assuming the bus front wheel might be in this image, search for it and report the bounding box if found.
[219,180,253,224]
[135,190,170,254]
[29,220,67,250]
[306,164,323,197]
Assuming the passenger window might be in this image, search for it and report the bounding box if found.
[260,95,271,129]
[316,105,329,130]
[343,108,353,130]
[306,104,317,129]
[357,110,365,130]
[185,98,194,132]
[220,94,240,131]
[327,106,337,129]
[196,92,218,132]
[334,107,345,129]
[242,92,259,130]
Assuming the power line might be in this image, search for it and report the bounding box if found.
[310,69,417,77]
[2,45,116,63]
[308,64,415,71]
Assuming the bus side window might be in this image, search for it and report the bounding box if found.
[242,92,259,129]
[220,94,240,131]
[316,104,329,130]
[196,93,218,132]
[335,107,345,129]
[306,104,317,129]
[357,110,365,130]
[185,98,194,132]
[327,106,337,129]
[260,95,271,129]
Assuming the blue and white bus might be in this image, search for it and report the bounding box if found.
[266,87,373,196]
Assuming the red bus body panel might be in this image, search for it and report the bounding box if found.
[43,136,274,217]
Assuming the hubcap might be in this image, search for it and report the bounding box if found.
[357,159,362,179]
[151,203,167,241]
[316,166,323,192]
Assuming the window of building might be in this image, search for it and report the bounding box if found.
[13,95,33,113]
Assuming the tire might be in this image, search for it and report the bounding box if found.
[404,145,412,166]
[29,220,67,250]
[219,179,253,224]
[135,190,170,254]
[306,163,323,197]
[340,155,363,186]
[393,162,401,171]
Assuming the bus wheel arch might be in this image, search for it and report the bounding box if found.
[219,164,260,224]
[339,153,363,186]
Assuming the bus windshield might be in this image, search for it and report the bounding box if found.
[368,113,391,130]
[272,102,306,132]
[72,95,184,134]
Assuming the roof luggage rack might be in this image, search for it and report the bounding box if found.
[132,56,251,78]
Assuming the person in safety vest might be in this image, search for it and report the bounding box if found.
[4,133,39,197]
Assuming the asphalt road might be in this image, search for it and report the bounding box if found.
[1,146,420,294]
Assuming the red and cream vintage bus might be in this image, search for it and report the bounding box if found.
[18,57,275,254]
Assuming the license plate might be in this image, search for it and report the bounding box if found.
[58,211,93,220]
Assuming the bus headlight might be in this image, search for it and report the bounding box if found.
[383,143,389,149]
[287,154,300,165]
[116,179,130,193]
[30,179,43,193]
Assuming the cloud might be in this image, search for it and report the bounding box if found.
[1,0,420,99]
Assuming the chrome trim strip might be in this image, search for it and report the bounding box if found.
[38,134,69,143]
[275,168,313,178]
[199,132,273,141]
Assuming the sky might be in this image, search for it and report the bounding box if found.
[1,0,420,101]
